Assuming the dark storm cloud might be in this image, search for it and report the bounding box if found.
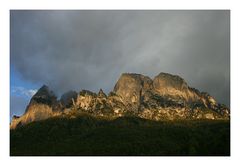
[10,10,230,106]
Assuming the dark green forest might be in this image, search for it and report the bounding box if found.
[10,114,230,156]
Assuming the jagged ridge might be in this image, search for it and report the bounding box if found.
[10,72,230,129]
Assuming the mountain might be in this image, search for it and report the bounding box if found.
[10,72,230,129]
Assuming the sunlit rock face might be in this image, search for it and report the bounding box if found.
[10,72,230,129]
[10,116,20,129]
[153,73,188,92]
[107,92,126,115]
[98,89,107,98]
[10,104,54,129]
[75,90,97,111]
[10,85,59,129]
[74,90,125,116]
[153,73,202,103]
[113,73,153,111]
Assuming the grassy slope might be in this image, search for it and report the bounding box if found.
[10,114,230,156]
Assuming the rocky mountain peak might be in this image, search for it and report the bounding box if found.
[153,72,188,92]
[29,85,57,106]
[113,73,153,104]
[35,85,54,96]
[98,89,107,98]
[10,72,230,130]
[79,90,97,97]
[10,85,58,129]
[152,72,202,104]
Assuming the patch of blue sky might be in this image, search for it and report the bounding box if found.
[10,66,40,99]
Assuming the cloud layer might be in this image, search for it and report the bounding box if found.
[10,10,230,106]
[11,86,37,97]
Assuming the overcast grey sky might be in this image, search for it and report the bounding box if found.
[10,10,230,108]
